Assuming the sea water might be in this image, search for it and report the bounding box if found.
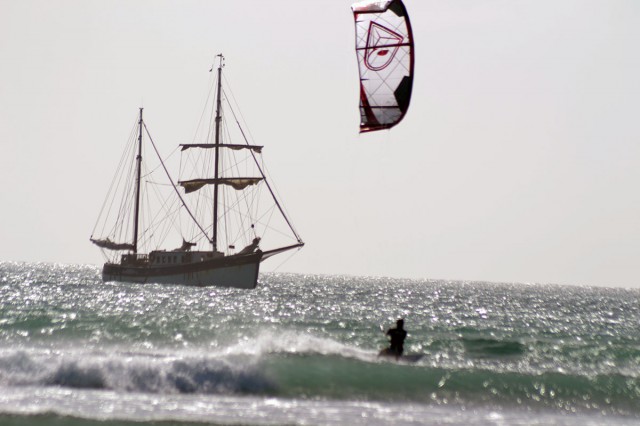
[0,262,638,425]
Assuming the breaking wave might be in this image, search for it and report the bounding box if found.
[0,328,638,417]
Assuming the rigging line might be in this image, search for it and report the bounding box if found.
[221,188,268,248]
[135,163,153,250]
[113,150,136,244]
[223,183,230,251]
[191,72,217,145]
[110,129,138,238]
[260,204,278,240]
[235,153,262,241]
[117,130,138,217]
[255,158,296,236]
[225,185,253,248]
[225,98,303,244]
[242,187,260,242]
[138,180,152,250]
[266,245,303,275]
[251,186,262,240]
[143,122,211,244]
[180,141,204,180]
[142,145,181,179]
[220,180,246,248]
[156,149,203,247]
[93,121,138,237]
[222,75,257,144]
[140,175,182,249]
[146,171,189,250]
[144,204,178,251]
[179,73,217,179]
[100,155,130,240]
[222,189,254,249]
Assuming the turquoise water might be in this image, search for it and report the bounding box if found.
[0,262,639,425]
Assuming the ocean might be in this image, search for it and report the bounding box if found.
[0,262,638,425]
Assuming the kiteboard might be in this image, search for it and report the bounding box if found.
[378,348,424,363]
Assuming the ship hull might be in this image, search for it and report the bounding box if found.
[102,252,262,289]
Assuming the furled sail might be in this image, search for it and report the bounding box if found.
[180,144,263,153]
[90,238,135,251]
[179,177,263,194]
[352,0,414,132]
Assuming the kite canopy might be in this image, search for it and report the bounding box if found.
[352,0,414,133]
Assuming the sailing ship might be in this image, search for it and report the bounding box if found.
[90,55,304,288]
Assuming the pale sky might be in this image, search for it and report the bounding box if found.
[1,0,639,287]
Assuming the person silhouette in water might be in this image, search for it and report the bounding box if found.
[385,318,407,358]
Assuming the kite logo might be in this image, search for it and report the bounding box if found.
[364,22,403,71]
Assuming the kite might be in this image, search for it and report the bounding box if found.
[352,0,415,132]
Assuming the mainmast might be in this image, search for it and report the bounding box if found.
[212,54,224,252]
[132,107,143,254]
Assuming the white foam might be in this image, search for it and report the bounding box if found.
[218,328,376,361]
[0,347,273,395]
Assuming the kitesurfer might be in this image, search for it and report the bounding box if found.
[382,318,407,359]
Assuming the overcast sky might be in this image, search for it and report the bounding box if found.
[1,0,639,287]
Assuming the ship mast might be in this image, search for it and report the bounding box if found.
[212,54,224,252]
[132,107,143,254]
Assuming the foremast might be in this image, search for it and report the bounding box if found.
[89,108,144,254]
[212,54,223,252]
[132,107,144,254]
